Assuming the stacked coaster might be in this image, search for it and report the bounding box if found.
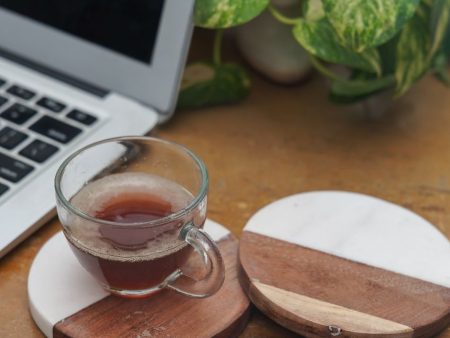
[28,220,250,338]
[239,191,450,337]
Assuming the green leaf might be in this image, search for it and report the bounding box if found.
[395,4,431,96]
[442,25,450,58]
[330,74,395,100]
[378,34,401,75]
[322,0,420,52]
[432,51,450,85]
[194,0,269,28]
[429,0,450,59]
[443,20,450,56]
[177,62,250,109]
[292,19,381,74]
[329,69,395,103]
[303,0,325,21]
[435,66,450,85]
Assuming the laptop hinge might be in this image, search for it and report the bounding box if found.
[0,47,109,98]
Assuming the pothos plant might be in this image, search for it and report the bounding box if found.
[178,0,450,109]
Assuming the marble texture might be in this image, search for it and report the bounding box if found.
[244,191,450,288]
[28,219,230,338]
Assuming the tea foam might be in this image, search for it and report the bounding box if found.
[66,172,195,261]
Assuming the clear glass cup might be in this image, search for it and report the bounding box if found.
[55,136,224,298]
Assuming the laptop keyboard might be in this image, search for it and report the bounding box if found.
[0,78,98,201]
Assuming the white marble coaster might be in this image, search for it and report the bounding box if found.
[28,219,231,338]
[239,191,450,337]
[244,191,450,288]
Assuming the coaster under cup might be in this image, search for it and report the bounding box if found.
[239,191,450,337]
[29,219,250,338]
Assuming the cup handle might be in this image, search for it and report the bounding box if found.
[165,222,225,298]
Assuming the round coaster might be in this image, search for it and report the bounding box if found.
[29,219,250,338]
[239,191,450,338]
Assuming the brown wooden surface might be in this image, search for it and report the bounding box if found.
[240,232,450,337]
[54,234,250,338]
[0,30,450,337]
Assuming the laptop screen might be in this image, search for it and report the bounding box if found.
[0,0,165,64]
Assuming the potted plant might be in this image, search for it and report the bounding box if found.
[178,0,450,114]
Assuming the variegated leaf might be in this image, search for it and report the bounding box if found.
[322,0,420,52]
[292,19,381,74]
[429,0,450,59]
[194,0,269,29]
[331,75,394,96]
[395,4,431,96]
[443,17,450,56]
[303,0,325,21]
[330,75,395,103]
[178,62,250,109]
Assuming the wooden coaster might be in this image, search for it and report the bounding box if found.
[239,191,450,338]
[29,219,250,338]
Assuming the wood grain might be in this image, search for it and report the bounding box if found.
[252,282,412,337]
[239,232,450,337]
[54,235,250,338]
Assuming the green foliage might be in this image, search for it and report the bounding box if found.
[432,51,450,85]
[429,0,450,59]
[194,0,269,28]
[292,19,381,74]
[395,3,432,96]
[443,21,450,56]
[303,0,325,21]
[181,0,450,109]
[322,0,420,52]
[378,36,400,75]
[177,62,250,109]
[331,75,395,101]
[432,0,450,85]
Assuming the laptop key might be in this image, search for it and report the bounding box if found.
[0,182,8,196]
[0,78,6,88]
[0,153,33,183]
[29,116,81,144]
[67,109,97,126]
[7,85,36,100]
[19,139,58,163]
[0,95,8,107]
[1,103,37,125]
[0,127,28,150]
[37,97,66,113]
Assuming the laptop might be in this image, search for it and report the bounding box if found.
[0,0,195,258]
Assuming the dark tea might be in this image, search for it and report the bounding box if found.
[65,173,196,293]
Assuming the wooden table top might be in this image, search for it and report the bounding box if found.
[0,32,449,337]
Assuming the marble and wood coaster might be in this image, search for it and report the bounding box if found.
[29,219,250,338]
[239,191,450,337]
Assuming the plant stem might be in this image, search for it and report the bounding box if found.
[309,56,342,81]
[213,29,223,65]
[268,3,300,25]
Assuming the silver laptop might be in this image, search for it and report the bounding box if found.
[0,0,195,257]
